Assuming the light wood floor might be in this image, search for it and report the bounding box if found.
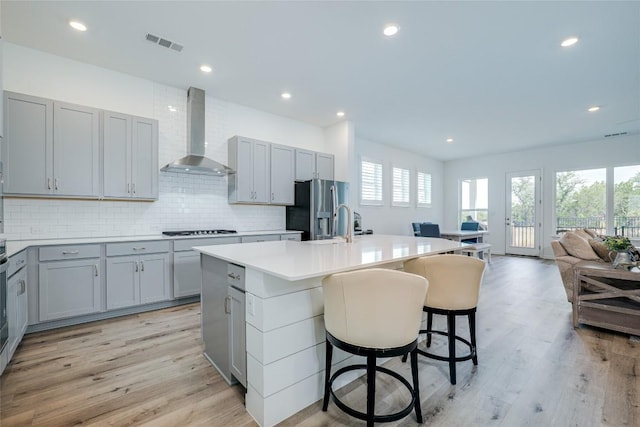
[1,256,638,426]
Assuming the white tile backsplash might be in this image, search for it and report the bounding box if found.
[3,172,285,240]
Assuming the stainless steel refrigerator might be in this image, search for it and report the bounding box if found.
[286,179,350,241]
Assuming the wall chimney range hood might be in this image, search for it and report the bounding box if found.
[161,87,234,176]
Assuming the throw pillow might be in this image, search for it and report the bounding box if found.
[582,228,598,238]
[574,229,593,241]
[589,239,612,262]
[559,232,601,261]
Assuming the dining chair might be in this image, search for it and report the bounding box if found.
[460,221,480,243]
[419,223,440,238]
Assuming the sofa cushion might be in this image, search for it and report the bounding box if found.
[559,232,600,261]
[574,229,594,241]
[589,239,612,262]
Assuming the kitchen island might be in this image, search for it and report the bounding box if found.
[194,234,464,427]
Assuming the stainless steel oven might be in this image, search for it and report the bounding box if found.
[0,238,8,352]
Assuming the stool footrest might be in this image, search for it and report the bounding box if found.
[328,364,416,423]
[417,329,475,362]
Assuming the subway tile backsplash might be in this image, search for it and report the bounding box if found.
[3,172,285,240]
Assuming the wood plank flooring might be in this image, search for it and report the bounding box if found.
[1,255,638,426]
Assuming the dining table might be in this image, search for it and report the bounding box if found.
[439,229,489,242]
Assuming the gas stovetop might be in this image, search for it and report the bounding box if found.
[162,229,238,236]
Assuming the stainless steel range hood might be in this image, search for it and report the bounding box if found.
[161,87,234,176]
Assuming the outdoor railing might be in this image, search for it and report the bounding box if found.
[554,216,640,238]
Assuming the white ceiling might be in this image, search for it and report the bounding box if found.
[2,1,639,161]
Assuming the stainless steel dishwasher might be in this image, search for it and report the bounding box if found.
[201,256,246,387]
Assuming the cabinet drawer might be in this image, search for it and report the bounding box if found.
[280,233,301,241]
[227,263,245,291]
[8,250,28,277]
[241,234,281,243]
[173,236,240,252]
[39,244,101,261]
[106,240,170,256]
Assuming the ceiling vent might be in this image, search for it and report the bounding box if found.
[604,131,628,138]
[145,33,183,52]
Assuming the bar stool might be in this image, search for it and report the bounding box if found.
[322,268,429,426]
[403,254,485,385]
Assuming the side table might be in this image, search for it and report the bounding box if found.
[573,261,640,335]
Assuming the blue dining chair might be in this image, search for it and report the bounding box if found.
[460,221,479,243]
[420,223,440,238]
[412,222,432,236]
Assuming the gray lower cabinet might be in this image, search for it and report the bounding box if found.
[38,258,101,321]
[228,285,246,387]
[173,236,241,298]
[106,241,171,310]
[106,253,170,310]
[6,265,28,360]
[280,233,302,241]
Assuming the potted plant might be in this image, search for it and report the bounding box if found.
[602,236,634,269]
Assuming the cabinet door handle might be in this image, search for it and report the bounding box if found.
[140,261,144,272]
[18,280,26,295]
[133,247,146,251]
[271,192,275,201]
[47,178,52,190]
[94,264,99,277]
[132,183,136,194]
[227,273,237,280]
[62,250,80,255]
[55,178,59,190]
[224,296,231,314]
[127,183,131,194]
[135,261,139,272]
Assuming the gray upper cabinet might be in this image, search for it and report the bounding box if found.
[315,152,335,180]
[270,144,294,205]
[3,92,99,197]
[103,112,158,200]
[4,92,53,195]
[228,136,270,204]
[294,148,334,181]
[53,101,100,197]
[4,91,156,200]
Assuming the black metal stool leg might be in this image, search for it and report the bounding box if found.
[447,313,457,385]
[366,354,376,427]
[469,311,478,365]
[322,339,333,411]
[410,349,423,423]
[426,311,433,347]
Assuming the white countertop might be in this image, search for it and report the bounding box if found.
[4,230,301,257]
[194,234,465,281]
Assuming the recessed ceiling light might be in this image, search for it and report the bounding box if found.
[336,111,345,117]
[281,92,292,99]
[69,20,87,32]
[168,105,177,112]
[446,138,454,143]
[561,37,579,47]
[200,65,212,73]
[383,24,399,37]
[588,106,600,112]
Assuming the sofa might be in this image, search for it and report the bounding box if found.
[551,229,612,302]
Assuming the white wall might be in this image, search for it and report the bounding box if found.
[352,137,444,235]
[2,43,328,240]
[443,134,640,258]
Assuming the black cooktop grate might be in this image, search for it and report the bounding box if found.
[162,230,238,236]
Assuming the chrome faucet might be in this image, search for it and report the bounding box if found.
[336,203,353,243]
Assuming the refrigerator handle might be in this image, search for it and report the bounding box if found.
[331,184,338,237]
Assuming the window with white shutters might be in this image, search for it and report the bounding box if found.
[392,166,410,207]
[360,159,383,205]
[417,171,432,207]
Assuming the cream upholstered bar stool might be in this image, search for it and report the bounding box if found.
[322,268,429,426]
[403,254,485,385]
